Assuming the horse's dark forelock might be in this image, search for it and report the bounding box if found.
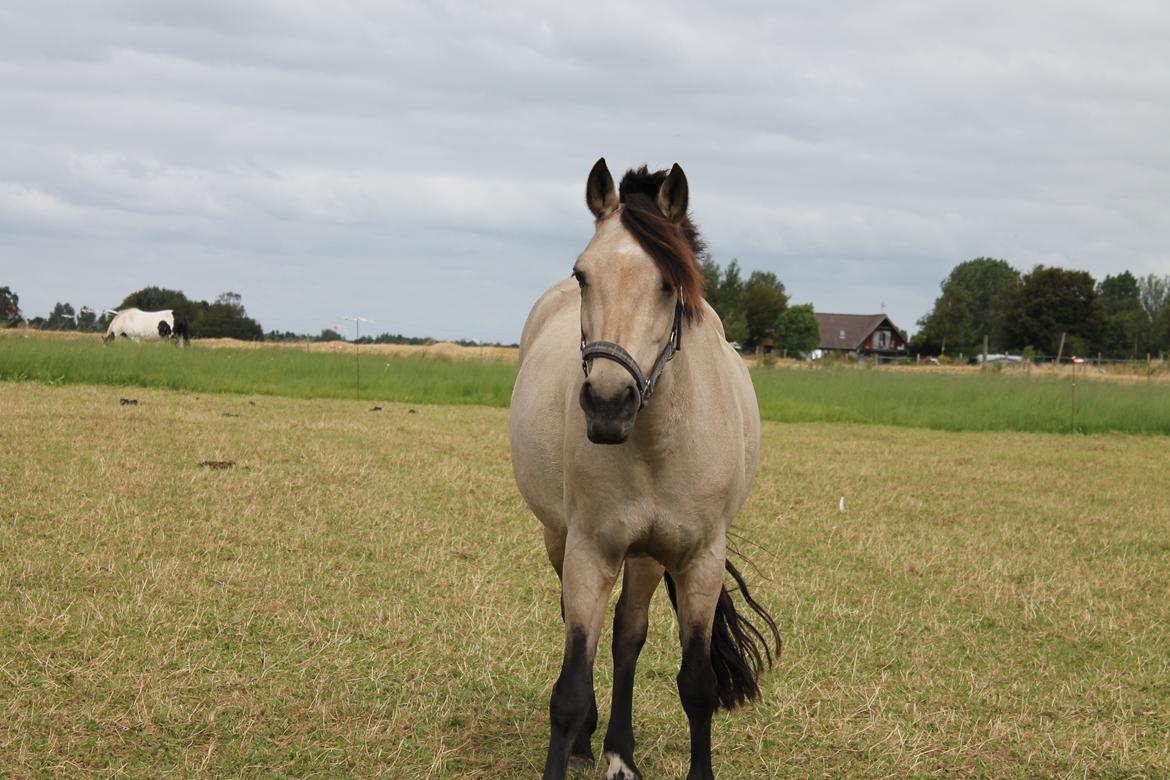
[618,165,706,323]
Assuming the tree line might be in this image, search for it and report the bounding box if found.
[912,259,1170,359]
[16,257,1159,359]
[2,285,517,347]
[2,287,116,332]
[698,257,821,354]
[0,285,265,340]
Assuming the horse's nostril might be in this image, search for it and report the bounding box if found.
[620,385,639,412]
[580,381,597,413]
[580,381,641,419]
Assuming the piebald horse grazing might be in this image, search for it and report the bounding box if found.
[511,159,781,780]
[103,308,190,346]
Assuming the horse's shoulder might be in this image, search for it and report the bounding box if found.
[519,277,578,362]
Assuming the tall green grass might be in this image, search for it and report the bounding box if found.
[3,335,1169,435]
[750,365,1170,435]
[0,336,516,407]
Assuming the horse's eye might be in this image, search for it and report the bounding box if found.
[661,279,672,294]
[573,270,587,288]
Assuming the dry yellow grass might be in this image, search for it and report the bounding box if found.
[195,338,519,363]
[880,360,1170,385]
[1,382,1168,777]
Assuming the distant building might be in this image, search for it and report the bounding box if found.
[814,313,908,357]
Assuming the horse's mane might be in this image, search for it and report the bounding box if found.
[618,165,706,323]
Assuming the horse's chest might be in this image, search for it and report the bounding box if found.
[572,487,718,563]
[628,512,714,564]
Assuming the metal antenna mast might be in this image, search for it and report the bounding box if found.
[341,316,373,400]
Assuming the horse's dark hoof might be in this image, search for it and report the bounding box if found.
[567,754,595,774]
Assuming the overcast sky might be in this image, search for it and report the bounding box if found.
[2,2,1168,342]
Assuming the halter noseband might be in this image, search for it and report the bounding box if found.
[580,301,684,409]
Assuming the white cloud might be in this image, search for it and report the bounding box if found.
[1,1,1168,340]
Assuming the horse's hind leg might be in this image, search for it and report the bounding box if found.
[672,556,726,780]
[602,556,662,780]
[542,541,619,780]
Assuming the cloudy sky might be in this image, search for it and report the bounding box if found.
[2,2,1167,342]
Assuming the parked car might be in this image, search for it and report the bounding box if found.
[974,353,1024,365]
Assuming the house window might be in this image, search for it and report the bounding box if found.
[838,329,846,340]
[875,330,890,349]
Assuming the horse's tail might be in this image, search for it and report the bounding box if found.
[664,559,782,710]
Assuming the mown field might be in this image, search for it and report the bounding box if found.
[2,380,1168,778]
[3,333,1170,436]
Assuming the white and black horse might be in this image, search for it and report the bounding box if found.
[103,308,190,346]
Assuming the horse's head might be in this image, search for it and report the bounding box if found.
[574,158,704,444]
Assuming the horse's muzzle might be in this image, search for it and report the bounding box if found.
[580,381,638,444]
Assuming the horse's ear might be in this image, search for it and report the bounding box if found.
[656,163,689,223]
[585,157,618,219]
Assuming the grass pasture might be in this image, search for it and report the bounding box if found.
[0,334,517,409]
[3,333,1170,436]
[2,382,1168,777]
[749,367,1170,435]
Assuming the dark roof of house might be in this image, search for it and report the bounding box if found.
[815,313,900,350]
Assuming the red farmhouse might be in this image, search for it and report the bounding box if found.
[814,313,907,357]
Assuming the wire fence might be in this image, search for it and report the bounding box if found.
[910,352,1170,379]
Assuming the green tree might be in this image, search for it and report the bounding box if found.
[717,259,745,317]
[117,286,191,313]
[742,270,789,348]
[76,306,98,332]
[1138,274,1170,354]
[47,302,77,330]
[215,291,244,310]
[1138,274,1169,322]
[722,309,748,345]
[196,292,264,340]
[1006,265,1105,356]
[1154,308,1170,356]
[700,257,750,344]
[0,286,20,326]
[1099,271,1141,314]
[317,328,343,342]
[914,258,1020,354]
[698,254,721,310]
[774,303,820,355]
[115,286,264,340]
[1096,272,1146,357]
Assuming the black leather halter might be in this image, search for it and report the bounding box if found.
[580,301,683,408]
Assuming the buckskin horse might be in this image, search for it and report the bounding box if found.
[510,159,780,780]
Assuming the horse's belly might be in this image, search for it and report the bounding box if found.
[509,394,566,535]
[509,305,578,537]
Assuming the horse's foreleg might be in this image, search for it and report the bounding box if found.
[542,543,618,780]
[672,555,725,780]
[602,556,663,780]
[543,526,600,766]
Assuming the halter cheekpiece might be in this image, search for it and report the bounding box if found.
[580,301,684,408]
